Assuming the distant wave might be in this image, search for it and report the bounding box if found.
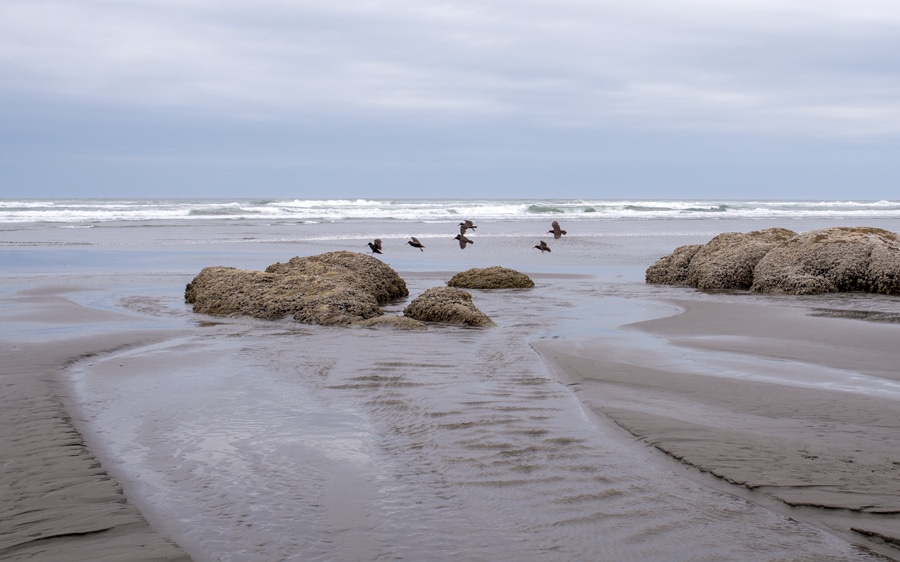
[623,205,676,212]
[527,205,564,214]
[683,205,729,213]
[2,198,900,224]
[529,204,603,214]
[188,207,261,217]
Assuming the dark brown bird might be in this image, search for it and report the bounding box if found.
[534,240,551,253]
[458,220,477,235]
[548,220,567,239]
[406,237,425,251]
[367,239,383,254]
[454,234,474,249]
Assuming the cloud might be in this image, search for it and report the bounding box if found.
[1,0,900,137]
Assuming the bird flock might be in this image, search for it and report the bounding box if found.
[367,220,566,255]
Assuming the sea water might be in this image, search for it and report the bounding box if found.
[3,199,899,561]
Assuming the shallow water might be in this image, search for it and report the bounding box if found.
[4,215,900,560]
[67,275,882,561]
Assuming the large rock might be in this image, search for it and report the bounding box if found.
[646,226,900,296]
[686,228,797,290]
[403,287,496,327]
[264,252,408,303]
[751,227,900,295]
[447,266,535,289]
[645,244,703,285]
[185,251,409,325]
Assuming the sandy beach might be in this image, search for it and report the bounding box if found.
[4,284,900,560]
[0,289,190,560]
[534,298,900,558]
[4,209,900,560]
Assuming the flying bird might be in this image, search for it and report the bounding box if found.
[548,221,567,239]
[407,237,425,251]
[458,220,477,235]
[534,240,551,253]
[367,239,383,254]
[454,234,474,249]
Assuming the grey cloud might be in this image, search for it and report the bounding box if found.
[1,0,899,137]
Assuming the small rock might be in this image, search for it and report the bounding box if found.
[447,266,535,289]
[403,287,496,327]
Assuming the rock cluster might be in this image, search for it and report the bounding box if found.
[403,287,497,327]
[185,251,408,325]
[647,227,900,295]
[185,252,500,328]
[447,266,535,289]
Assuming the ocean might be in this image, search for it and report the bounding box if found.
[3,198,900,224]
[3,198,899,561]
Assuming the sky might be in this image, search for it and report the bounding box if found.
[1,0,899,200]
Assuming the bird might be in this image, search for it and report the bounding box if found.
[458,220,477,235]
[548,220,567,239]
[406,237,425,251]
[534,240,551,253]
[367,239,383,254]
[454,234,474,249]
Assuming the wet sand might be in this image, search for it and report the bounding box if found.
[534,299,900,558]
[5,290,900,560]
[3,271,900,559]
[0,291,190,561]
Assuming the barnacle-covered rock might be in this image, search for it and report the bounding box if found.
[403,287,496,327]
[447,266,534,289]
[751,227,900,295]
[185,251,408,325]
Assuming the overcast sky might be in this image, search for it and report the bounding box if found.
[2,0,899,199]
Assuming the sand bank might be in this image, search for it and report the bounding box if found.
[534,298,900,557]
[0,288,189,561]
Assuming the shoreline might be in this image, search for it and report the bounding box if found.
[533,298,900,559]
[0,332,190,561]
[3,272,900,559]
